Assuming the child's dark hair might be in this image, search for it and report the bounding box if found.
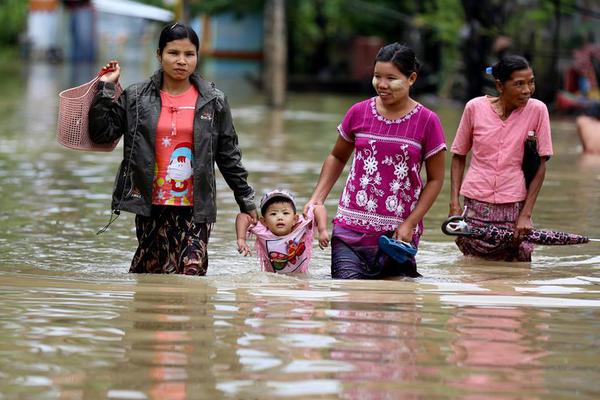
[375,43,421,77]
[261,197,296,216]
[158,23,200,55]
[489,55,531,83]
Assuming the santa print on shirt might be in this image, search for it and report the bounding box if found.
[153,86,198,206]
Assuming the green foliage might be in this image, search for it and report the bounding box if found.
[286,0,423,73]
[188,0,265,16]
[418,0,463,46]
[140,0,168,7]
[0,0,28,46]
[159,0,593,98]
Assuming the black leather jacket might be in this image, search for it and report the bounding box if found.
[89,70,256,223]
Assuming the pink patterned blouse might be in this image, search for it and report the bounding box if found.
[334,97,446,238]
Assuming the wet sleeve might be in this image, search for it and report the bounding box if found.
[88,81,127,144]
[422,111,447,160]
[337,103,358,143]
[450,101,474,155]
[535,102,553,158]
[215,96,256,213]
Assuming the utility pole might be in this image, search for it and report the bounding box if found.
[175,0,190,24]
[263,0,287,109]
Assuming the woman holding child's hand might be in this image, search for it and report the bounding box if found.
[89,23,256,275]
[305,43,446,279]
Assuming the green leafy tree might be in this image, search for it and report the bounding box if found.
[0,0,28,46]
[181,0,464,93]
[158,0,591,100]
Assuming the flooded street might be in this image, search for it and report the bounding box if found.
[1,61,600,399]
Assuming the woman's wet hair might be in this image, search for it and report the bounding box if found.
[375,43,421,76]
[158,23,200,54]
[490,55,531,83]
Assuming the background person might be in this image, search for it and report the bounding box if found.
[89,23,257,275]
[449,55,553,261]
[304,42,446,279]
[575,102,600,154]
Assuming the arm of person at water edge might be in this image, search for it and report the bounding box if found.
[394,150,445,242]
[514,157,547,240]
[449,153,467,216]
[89,61,127,144]
[448,102,475,216]
[304,136,354,214]
[313,204,330,249]
[235,213,254,256]
[214,95,257,218]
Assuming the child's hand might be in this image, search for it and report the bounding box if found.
[237,239,252,256]
[318,229,330,249]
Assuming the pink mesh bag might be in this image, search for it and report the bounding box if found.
[57,70,123,151]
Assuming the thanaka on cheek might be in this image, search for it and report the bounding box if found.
[389,79,407,90]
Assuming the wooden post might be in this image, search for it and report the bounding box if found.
[175,0,190,24]
[182,0,190,25]
[263,0,287,109]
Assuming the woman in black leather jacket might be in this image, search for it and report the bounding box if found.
[89,23,257,275]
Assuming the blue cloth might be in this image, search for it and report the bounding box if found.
[330,225,420,279]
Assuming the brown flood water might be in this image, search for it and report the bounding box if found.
[1,62,600,399]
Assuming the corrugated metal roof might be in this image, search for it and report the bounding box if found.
[92,0,173,22]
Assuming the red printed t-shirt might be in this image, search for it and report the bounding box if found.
[152,85,198,206]
[451,96,553,204]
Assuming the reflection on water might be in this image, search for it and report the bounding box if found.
[1,61,600,399]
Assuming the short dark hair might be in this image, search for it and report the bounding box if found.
[490,55,531,83]
[375,42,421,77]
[260,197,296,216]
[158,23,200,55]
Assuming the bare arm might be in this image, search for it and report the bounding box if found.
[395,150,446,242]
[304,136,354,213]
[449,153,467,216]
[514,157,547,239]
[235,213,254,256]
[312,204,330,249]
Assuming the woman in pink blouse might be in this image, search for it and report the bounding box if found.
[449,55,553,261]
[304,43,446,279]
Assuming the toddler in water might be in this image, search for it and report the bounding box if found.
[236,189,329,273]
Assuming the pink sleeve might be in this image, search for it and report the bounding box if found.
[451,102,474,155]
[535,102,553,157]
[305,204,315,221]
[337,102,359,143]
[422,111,447,159]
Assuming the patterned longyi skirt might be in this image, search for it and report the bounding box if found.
[130,206,212,275]
[456,197,534,262]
